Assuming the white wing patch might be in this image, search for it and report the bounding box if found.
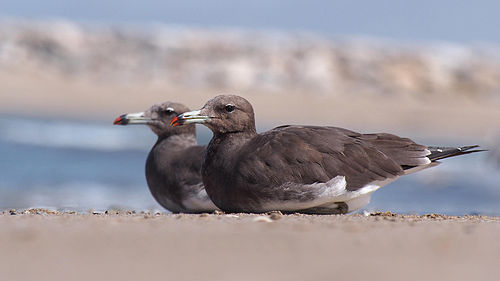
[259,176,348,212]
[181,183,219,212]
[403,161,438,176]
[259,175,400,214]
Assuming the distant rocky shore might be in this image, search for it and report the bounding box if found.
[1,20,499,99]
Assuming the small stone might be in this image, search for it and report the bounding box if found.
[269,211,282,220]
[425,213,446,220]
[213,210,225,215]
[253,216,273,223]
[89,209,104,215]
[383,217,396,222]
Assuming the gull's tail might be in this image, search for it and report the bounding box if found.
[427,145,486,161]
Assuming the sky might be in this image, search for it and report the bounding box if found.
[1,0,500,43]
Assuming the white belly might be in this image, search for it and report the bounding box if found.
[259,176,397,214]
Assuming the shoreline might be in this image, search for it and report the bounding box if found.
[1,69,499,140]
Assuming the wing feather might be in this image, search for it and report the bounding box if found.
[234,126,430,191]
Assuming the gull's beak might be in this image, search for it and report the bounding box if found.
[113,112,151,125]
[170,110,209,127]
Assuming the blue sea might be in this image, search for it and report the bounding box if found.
[1,116,499,215]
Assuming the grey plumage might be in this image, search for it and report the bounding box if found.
[172,95,484,214]
[114,102,217,213]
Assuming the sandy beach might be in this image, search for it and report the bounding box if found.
[1,210,499,281]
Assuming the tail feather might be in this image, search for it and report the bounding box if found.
[427,145,486,161]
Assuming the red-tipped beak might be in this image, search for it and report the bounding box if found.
[113,112,150,125]
[170,116,181,127]
[113,114,127,125]
[170,110,208,127]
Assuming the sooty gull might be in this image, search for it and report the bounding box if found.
[171,95,484,214]
[114,102,217,213]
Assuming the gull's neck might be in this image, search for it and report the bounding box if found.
[156,133,197,149]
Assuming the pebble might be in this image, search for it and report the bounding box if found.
[253,216,273,223]
[268,211,282,221]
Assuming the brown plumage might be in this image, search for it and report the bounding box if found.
[114,102,217,213]
[172,95,483,214]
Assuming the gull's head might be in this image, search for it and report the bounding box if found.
[114,101,195,137]
[171,95,255,134]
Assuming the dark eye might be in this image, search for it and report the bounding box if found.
[225,104,235,113]
[165,108,175,115]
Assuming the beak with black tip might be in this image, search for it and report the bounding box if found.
[170,110,210,127]
[113,112,151,125]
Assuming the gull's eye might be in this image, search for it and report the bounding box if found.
[164,107,175,115]
[225,104,235,113]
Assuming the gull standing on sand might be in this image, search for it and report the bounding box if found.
[114,102,217,213]
[171,95,483,214]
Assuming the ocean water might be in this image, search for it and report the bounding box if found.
[0,116,499,215]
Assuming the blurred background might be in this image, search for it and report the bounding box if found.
[0,0,499,215]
